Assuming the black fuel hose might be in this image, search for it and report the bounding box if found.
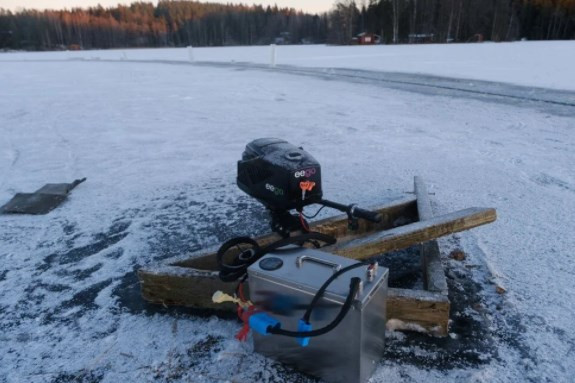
[302,262,368,323]
[268,277,362,338]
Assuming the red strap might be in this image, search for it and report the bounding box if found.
[236,322,251,342]
[235,306,260,342]
[238,282,247,302]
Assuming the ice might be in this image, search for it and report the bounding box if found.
[0,44,574,382]
[2,41,574,90]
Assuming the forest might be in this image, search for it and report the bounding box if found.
[0,0,573,50]
[330,0,575,44]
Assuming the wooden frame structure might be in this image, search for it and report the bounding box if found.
[138,177,496,336]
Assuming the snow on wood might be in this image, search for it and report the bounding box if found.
[415,176,449,295]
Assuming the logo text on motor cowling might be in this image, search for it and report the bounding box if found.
[294,168,317,178]
[265,183,284,196]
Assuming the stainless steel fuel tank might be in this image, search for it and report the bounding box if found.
[247,247,388,383]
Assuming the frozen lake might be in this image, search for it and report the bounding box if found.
[1,44,574,382]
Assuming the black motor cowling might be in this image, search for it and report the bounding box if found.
[237,138,322,211]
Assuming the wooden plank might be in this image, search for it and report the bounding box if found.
[414,176,449,295]
[138,265,236,311]
[330,207,497,260]
[138,266,449,336]
[138,265,449,334]
[414,176,434,221]
[387,288,450,336]
[421,241,448,294]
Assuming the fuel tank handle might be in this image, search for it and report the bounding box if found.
[296,255,342,273]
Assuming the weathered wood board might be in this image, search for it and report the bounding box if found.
[387,288,450,335]
[415,176,449,295]
[331,207,497,260]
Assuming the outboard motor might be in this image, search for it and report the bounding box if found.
[237,138,323,211]
[237,138,380,236]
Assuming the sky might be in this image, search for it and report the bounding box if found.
[0,0,334,13]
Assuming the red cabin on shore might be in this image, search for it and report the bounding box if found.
[356,33,381,45]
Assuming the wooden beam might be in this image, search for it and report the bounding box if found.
[138,265,236,311]
[138,266,449,334]
[387,288,450,336]
[138,266,450,336]
[331,207,497,260]
[414,176,433,221]
[421,241,447,294]
[414,176,449,295]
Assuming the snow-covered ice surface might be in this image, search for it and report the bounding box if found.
[0,45,574,383]
[2,41,575,91]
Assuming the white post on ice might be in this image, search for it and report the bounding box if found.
[187,45,194,63]
[270,44,277,67]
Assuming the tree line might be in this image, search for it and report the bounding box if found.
[328,0,574,44]
[0,0,573,50]
[0,1,328,50]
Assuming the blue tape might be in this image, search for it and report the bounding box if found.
[249,313,280,335]
[297,319,312,347]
